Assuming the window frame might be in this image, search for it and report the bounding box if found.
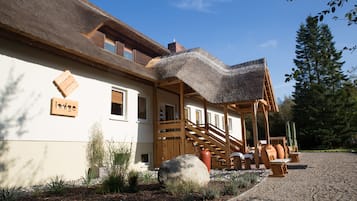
[104,37,116,54]
[184,107,191,121]
[124,46,133,60]
[110,87,127,121]
[137,96,148,122]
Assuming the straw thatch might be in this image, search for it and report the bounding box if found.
[0,0,169,81]
[0,0,277,107]
[150,48,267,104]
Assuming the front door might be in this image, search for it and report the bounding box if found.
[165,104,175,121]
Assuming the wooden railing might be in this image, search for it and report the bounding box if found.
[207,124,243,152]
[157,120,182,138]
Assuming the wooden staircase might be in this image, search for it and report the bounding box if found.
[185,120,244,168]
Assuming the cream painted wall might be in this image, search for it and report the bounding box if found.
[0,38,154,186]
[184,99,242,141]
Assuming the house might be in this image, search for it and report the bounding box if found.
[0,0,278,187]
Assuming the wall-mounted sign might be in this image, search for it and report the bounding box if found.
[51,98,78,117]
[53,70,78,97]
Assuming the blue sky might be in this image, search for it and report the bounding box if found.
[89,0,357,101]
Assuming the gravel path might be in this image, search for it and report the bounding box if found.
[234,152,357,201]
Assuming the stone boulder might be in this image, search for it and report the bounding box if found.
[158,154,210,187]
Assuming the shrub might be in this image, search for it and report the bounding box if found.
[46,176,66,195]
[127,170,139,192]
[0,187,23,201]
[201,185,221,200]
[102,174,125,193]
[139,171,156,184]
[165,181,200,197]
[105,141,132,178]
[223,181,239,196]
[86,123,105,178]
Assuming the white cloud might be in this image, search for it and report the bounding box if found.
[173,0,231,13]
[259,39,278,48]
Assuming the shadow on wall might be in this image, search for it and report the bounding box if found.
[0,69,43,186]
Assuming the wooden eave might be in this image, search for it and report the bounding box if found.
[263,68,279,112]
[0,24,156,85]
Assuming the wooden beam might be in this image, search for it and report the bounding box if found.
[203,99,208,130]
[158,79,182,87]
[224,105,231,168]
[240,113,247,153]
[179,82,185,155]
[251,101,260,169]
[152,83,159,168]
[184,92,199,97]
[262,105,270,145]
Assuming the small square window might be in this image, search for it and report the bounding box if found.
[141,154,149,163]
[124,48,133,60]
[111,89,125,117]
[138,96,147,120]
[104,39,116,53]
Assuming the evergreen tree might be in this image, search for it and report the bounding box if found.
[286,16,353,149]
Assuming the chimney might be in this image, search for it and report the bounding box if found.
[168,41,185,53]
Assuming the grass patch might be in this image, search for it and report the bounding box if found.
[301,148,353,153]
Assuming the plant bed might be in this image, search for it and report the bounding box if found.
[12,172,262,201]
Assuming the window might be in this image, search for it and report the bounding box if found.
[184,107,191,120]
[111,89,126,119]
[195,109,202,125]
[104,38,116,53]
[141,154,149,163]
[138,96,147,120]
[222,116,225,130]
[207,112,212,124]
[228,118,233,131]
[124,47,133,60]
[214,114,219,128]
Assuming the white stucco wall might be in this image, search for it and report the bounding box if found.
[0,38,154,186]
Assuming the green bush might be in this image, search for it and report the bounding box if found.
[46,176,66,195]
[165,181,200,197]
[0,187,23,201]
[139,171,155,184]
[201,185,221,200]
[223,181,239,196]
[102,174,125,193]
[127,170,139,192]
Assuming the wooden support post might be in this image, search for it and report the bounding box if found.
[251,101,260,169]
[152,83,159,168]
[262,105,270,144]
[203,99,208,131]
[224,105,231,168]
[179,82,185,155]
[240,113,247,153]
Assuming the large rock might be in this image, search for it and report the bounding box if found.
[158,154,210,187]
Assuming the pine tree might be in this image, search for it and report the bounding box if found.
[286,16,352,149]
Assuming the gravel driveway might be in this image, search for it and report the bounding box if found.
[234,152,357,201]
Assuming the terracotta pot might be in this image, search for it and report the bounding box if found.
[261,144,276,169]
[275,144,285,159]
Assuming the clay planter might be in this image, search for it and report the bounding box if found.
[261,144,277,169]
[275,144,285,159]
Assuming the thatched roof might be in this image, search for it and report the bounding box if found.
[0,0,170,81]
[0,0,277,110]
[148,48,270,104]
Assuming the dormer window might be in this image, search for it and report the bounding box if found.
[104,38,116,53]
[124,47,133,60]
[88,26,153,65]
